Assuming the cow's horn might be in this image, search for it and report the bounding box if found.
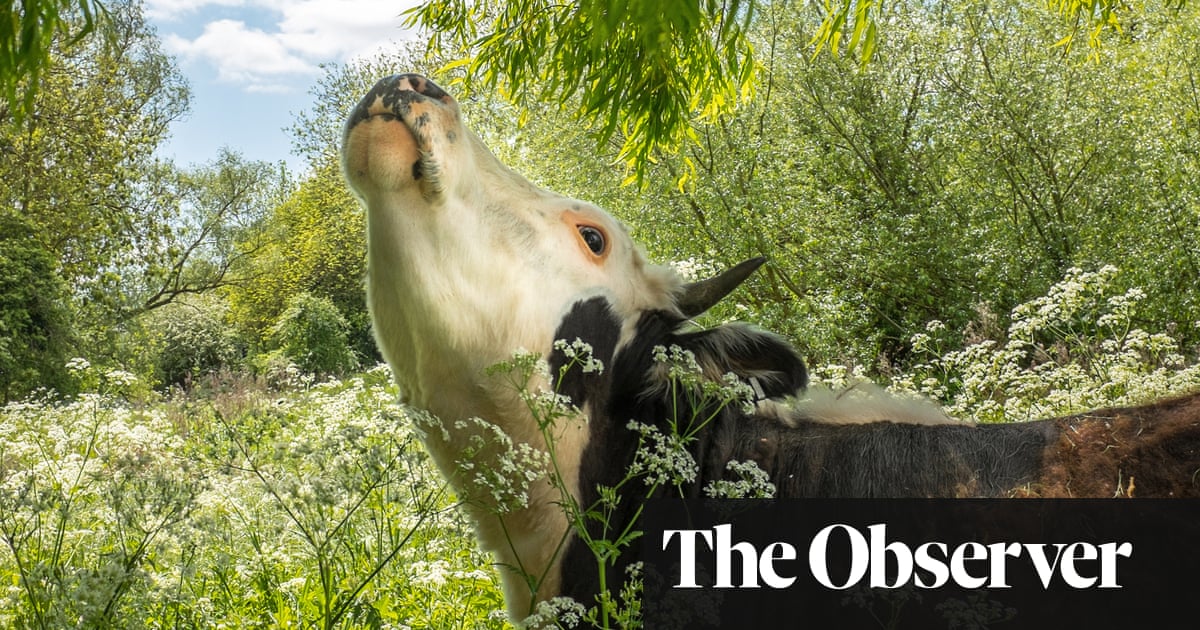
[677,257,767,318]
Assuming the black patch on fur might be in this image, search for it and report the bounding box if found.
[548,297,622,409]
[344,73,449,132]
[411,160,423,180]
[672,324,808,397]
[559,311,676,613]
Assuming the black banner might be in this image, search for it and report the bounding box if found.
[642,499,1200,629]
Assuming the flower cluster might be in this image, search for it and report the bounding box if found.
[453,416,551,512]
[652,344,756,413]
[703,459,777,499]
[669,257,719,283]
[554,337,605,374]
[626,419,699,487]
[523,596,589,629]
[0,370,507,630]
[893,265,1200,422]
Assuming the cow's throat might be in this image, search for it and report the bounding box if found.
[415,406,588,621]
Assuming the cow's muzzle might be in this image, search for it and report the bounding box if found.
[346,73,457,131]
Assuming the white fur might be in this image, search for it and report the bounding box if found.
[342,76,682,620]
[784,381,969,426]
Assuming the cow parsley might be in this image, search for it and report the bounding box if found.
[452,416,551,513]
[553,338,605,374]
[703,460,777,499]
[523,596,588,629]
[626,420,698,487]
[896,265,1200,423]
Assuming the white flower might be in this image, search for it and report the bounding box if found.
[65,357,91,373]
[627,420,698,487]
[704,460,776,498]
[104,369,138,388]
[523,596,588,628]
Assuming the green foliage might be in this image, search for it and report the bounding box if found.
[0,0,216,383]
[456,0,1200,371]
[267,292,359,376]
[0,0,107,121]
[146,294,246,388]
[127,150,289,320]
[1,2,305,389]
[0,211,74,401]
[407,0,1157,185]
[228,160,372,362]
[810,0,1141,63]
[409,0,757,183]
[0,1,187,294]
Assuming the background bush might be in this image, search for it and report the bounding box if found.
[266,292,359,376]
[148,294,246,388]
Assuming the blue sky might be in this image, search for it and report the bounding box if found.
[146,0,422,172]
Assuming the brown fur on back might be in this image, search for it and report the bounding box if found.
[1031,392,1200,497]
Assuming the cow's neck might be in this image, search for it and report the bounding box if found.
[409,376,588,622]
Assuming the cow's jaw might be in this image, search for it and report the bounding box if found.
[342,74,679,618]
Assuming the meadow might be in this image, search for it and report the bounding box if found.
[3,267,1198,629]
[0,364,508,629]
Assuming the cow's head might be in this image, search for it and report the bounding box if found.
[341,74,805,619]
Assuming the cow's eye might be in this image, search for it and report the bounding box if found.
[578,225,607,255]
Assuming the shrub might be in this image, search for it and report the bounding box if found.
[267,292,358,376]
[148,294,246,387]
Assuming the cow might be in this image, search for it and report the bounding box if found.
[340,73,1200,624]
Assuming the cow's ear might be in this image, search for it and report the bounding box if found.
[671,324,808,399]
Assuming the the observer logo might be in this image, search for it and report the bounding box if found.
[642,499,1200,629]
[663,523,1133,591]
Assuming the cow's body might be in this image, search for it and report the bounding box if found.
[341,74,1200,623]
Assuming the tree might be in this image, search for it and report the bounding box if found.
[1,0,106,121]
[410,0,755,183]
[446,0,1200,371]
[0,0,188,293]
[0,0,193,381]
[407,0,1152,183]
[225,160,372,363]
[122,150,290,320]
[2,1,296,385]
[0,211,75,401]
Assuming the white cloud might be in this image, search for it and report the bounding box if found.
[165,19,318,89]
[155,0,420,93]
[275,1,416,60]
[146,0,246,21]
